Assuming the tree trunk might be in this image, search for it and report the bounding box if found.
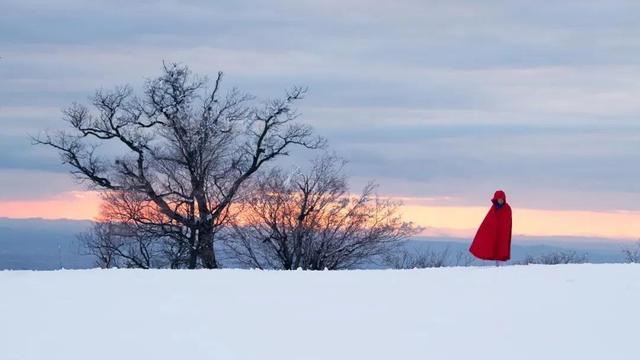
[186,226,199,269]
[199,228,218,269]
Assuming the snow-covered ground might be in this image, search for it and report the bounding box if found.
[1,265,639,360]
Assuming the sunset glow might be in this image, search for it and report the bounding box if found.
[399,205,640,240]
[0,191,101,220]
[2,191,638,240]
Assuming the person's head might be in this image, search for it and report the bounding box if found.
[492,190,507,206]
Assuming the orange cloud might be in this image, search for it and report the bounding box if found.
[0,191,101,220]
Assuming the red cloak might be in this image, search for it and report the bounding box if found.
[469,190,512,261]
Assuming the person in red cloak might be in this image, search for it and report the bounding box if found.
[469,190,512,262]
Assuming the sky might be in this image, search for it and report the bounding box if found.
[1,0,640,240]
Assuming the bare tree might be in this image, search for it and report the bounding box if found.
[102,189,194,268]
[521,250,588,265]
[36,63,324,268]
[225,155,419,270]
[78,222,119,268]
[79,220,160,269]
[80,190,185,268]
[382,246,475,269]
[383,247,448,269]
[453,249,475,266]
[622,241,640,263]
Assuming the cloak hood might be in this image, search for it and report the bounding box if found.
[491,190,507,204]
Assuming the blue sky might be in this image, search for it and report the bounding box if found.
[1,0,640,219]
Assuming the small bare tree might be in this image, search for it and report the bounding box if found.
[622,241,640,263]
[79,220,159,269]
[103,189,204,268]
[453,249,475,266]
[78,222,119,268]
[383,247,449,269]
[80,190,187,268]
[225,155,419,269]
[521,250,588,265]
[36,63,324,268]
[383,246,474,269]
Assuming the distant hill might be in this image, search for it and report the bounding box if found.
[0,218,634,270]
[0,218,94,270]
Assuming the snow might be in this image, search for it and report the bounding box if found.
[1,265,639,360]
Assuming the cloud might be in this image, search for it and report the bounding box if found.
[1,0,640,215]
[0,170,81,200]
